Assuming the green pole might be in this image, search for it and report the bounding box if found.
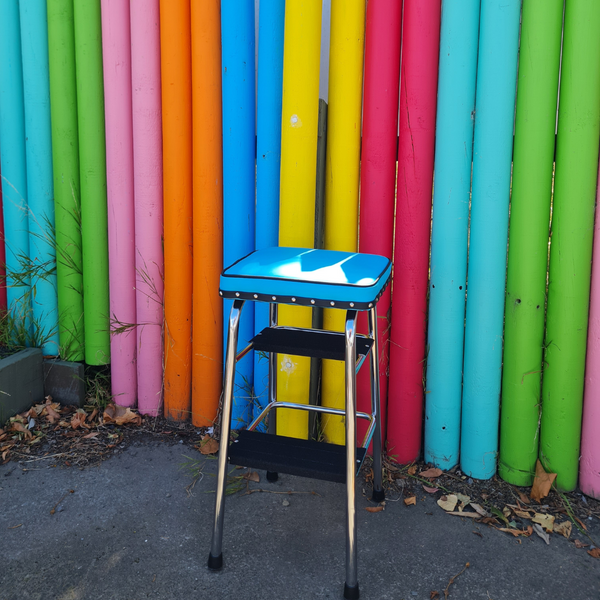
[47,0,84,361]
[499,0,563,486]
[73,0,110,365]
[541,0,600,492]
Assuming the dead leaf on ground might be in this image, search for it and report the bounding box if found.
[574,516,588,531]
[496,527,532,538]
[574,539,589,549]
[554,521,572,539]
[437,494,458,512]
[420,467,443,479]
[530,460,557,502]
[587,548,600,559]
[517,491,531,505]
[407,465,417,476]
[404,496,417,506]
[365,506,383,513]
[87,408,98,422]
[197,435,219,455]
[514,510,533,520]
[71,410,89,430]
[469,503,490,518]
[82,432,100,440]
[446,512,481,519]
[456,493,470,506]
[243,471,260,483]
[532,523,550,545]
[532,513,555,532]
[103,404,142,426]
[423,485,439,494]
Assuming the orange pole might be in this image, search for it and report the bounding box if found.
[191,0,223,427]
[160,0,193,420]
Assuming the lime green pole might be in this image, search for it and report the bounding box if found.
[73,0,110,365]
[541,0,600,492]
[499,0,563,486]
[47,0,84,361]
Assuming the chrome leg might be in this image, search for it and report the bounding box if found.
[267,303,278,482]
[208,299,244,570]
[369,307,384,503]
[344,310,360,600]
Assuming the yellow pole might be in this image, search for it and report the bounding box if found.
[321,0,366,444]
[277,0,323,439]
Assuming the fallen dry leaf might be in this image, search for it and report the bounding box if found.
[554,521,572,539]
[423,485,439,494]
[82,432,100,440]
[45,405,61,424]
[574,539,589,549]
[404,496,417,506]
[87,408,98,422]
[420,467,443,479]
[437,494,458,512]
[407,465,417,476]
[532,513,555,532]
[243,471,260,483]
[365,506,383,513]
[530,460,557,502]
[517,491,531,505]
[587,548,600,559]
[502,506,512,519]
[496,527,531,538]
[70,410,89,430]
[532,523,550,545]
[456,493,470,506]
[8,524,22,529]
[514,510,533,520]
[469,503,489,518]
[103,404,142,426]
[446,512,481,519]
[197,435,219,455]
[574,516,588,532]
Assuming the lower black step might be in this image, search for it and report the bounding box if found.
[228,429,366,484]
[251,326,373,361]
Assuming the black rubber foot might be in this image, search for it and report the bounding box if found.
[207,553,223,571]
[266,470,278,482]
[372,488,385,503]
[344,582,360,600]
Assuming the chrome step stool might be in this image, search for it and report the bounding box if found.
[208,246,391,600]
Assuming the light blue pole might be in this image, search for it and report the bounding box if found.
[222,0,256,428]
[461,0,521,480]
[425,0,480,469]
[254,0,285,428]
[0,0,31,335]
[19,0,60,355]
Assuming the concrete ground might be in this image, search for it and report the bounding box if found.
[1,442,599,600]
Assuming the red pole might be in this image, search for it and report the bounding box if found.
[387,0,441,464]
[357,0,402,449]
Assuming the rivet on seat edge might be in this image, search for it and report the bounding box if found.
[310,299,315,305]
[349,302,354,308]
[291,297,296,302]
[219,291,223,296]
[254,294,258,299]
[330,301,335,306]
[272,296,277,301]
[368,303,373,307]
[235,292,240,297]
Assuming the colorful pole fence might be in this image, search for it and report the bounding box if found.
[254,0,285,425]
[424,0,480,469]
[47,0,84,361]
[277,0,323,439]
[581,154,600,500]
[358,0,402,455]
[221,0,256,428]
[387,0,441,464]
[541,0,600,492]
[130,0,164,415]
[461,0,521,480]
[321,1,366,446]
[499,0,563,486]
[73,0,110,366]
[191,0,223,428]
[0,0,31,336]
[101,0,137,406]
[19,0,59,355]
[161,0,193,421]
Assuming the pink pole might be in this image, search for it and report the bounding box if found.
[580,160,600,499]
[101,0,137,407]
[387,0,441,463]
[130,0,164,415]
[357,0,402,450]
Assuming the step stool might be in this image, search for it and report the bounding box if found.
[207,246,392,600]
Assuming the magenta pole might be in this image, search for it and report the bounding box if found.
[130,0,164,415]
[101,0,137,406]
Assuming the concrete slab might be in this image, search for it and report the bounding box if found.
[1,443,599,600]
[0,348,44,424]
[43,359,85,407]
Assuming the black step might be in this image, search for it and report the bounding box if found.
[251,326,372,361]
[228,429,366,484]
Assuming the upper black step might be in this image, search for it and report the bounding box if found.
[250,326,373,361]
[228,429,366,484]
